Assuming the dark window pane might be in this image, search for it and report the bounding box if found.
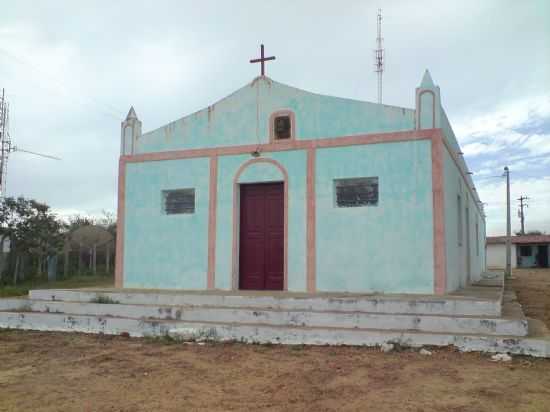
[163,189,195,214]
[335,177,378,207]
[274,115,291,139]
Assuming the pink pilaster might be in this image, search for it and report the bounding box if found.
[207,155,218,289]
[306,148,316,293]
[431,131,447,294]
[114,158,126,288]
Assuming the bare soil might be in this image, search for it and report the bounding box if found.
[0,269,549,412]
[509,268,550,329]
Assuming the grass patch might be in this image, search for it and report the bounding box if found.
[0,275,114,298]
[143,334,180,345]
[90,295,119,304]
[0,285,30,298]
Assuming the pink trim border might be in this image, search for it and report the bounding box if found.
[117,128,443,292]
[232,158,289,291]
[207,155,218,289]
[122,129,439,164]
[431,131,447,294]
[306,148,316,293]
[114,158,126,288]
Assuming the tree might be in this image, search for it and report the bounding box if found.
[0,197,64,284]
[515,230,545,236]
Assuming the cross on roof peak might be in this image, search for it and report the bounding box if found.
[249,44,276,76]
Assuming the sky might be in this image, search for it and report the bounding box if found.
[0,0,549,236]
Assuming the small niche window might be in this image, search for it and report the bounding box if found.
[274,115,291,140]
[335,177,379,208]
[162,189,195,214]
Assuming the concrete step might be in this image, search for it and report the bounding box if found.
[0,311,547,358]
[28,289,501,317]
[0,298,527,336]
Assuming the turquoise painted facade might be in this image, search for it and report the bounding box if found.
[124,158,210,289]
[118,71,486,294]
[315,141,434,293]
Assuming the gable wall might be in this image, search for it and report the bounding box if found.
[135,78,415,153]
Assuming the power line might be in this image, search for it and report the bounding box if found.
[0,47,125,121]
[0,89,62,197]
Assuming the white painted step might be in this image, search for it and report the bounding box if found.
[0,311,547,358]
[28,289,501,317]
[2,298,527,336]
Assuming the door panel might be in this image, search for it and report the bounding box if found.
[239,182,284,290]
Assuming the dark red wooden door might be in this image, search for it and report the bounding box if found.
[239,182,284,290]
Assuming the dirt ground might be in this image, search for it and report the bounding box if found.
[0,269,549,412]
[508,268,550,329]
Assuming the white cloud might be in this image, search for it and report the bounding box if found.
[463,141,504,156]
[521,133,550,155]
[454,95,550,143]
[0,1,548,224]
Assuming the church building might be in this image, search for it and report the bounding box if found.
[115,57,486,296]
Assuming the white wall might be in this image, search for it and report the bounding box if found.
[486,244,517,269]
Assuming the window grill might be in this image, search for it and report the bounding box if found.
[334,177,379,207]
[162,189,195,214]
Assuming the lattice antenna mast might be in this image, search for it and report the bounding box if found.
[374,9,385,104]
[0,88,61,198]
[0,88,12,197]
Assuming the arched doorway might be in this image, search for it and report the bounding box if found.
[232,158,288,291]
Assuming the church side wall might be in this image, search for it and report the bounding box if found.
[315,139,435,294]
[123,158,210,289]
[443,148,486,292]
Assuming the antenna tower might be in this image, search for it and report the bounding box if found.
[374,8,385,104]
[0,88,61,198]
[0,89,12,197]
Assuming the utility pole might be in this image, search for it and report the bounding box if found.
[504,167,512,278]
[517,196,529,235]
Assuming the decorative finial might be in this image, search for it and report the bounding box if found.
[126,106,138,120]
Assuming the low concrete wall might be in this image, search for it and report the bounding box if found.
[28,289,502,317]
[0,312,547,357]
[13,299,527,336]
[487,244,517,269]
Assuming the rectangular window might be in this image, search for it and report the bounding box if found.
[457,195,463,246]
[162,189,195,214]
[334,177,379,208]
[520,245,531,257]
